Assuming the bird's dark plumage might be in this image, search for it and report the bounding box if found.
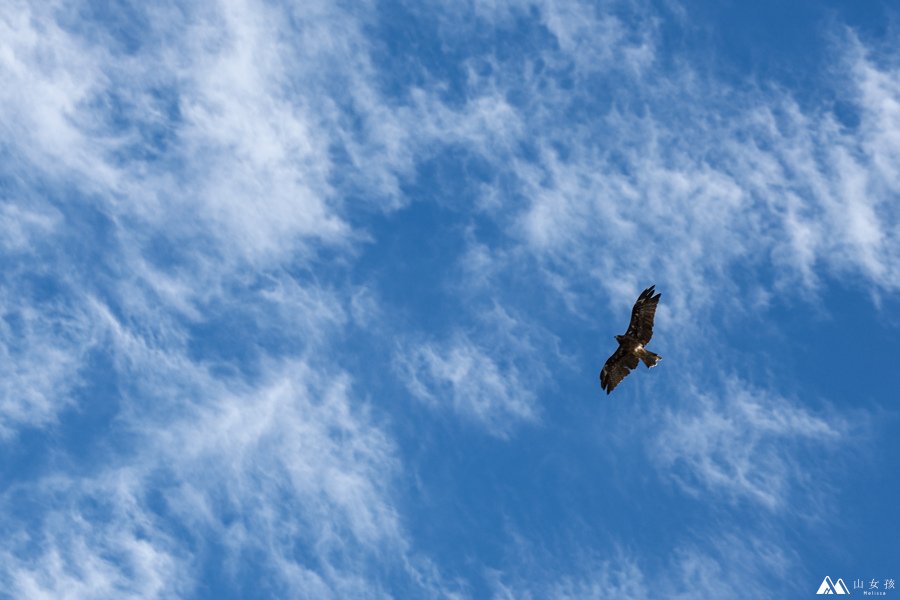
[600,285,662,394]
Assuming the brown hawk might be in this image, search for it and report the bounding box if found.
[599,285,662,394]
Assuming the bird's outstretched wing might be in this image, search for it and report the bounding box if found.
[625,285,661,345]
[600,346,640,394]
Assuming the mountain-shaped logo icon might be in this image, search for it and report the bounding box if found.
[817,576,850,594]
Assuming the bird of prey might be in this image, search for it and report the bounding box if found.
[599,285,662,394]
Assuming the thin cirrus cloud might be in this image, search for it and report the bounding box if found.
[1,0,370,430]
[501,48,900,324]
[0,363,413,598]
[0,1,446,597]
[396,333,538,437]
[652,378,843,511]
[0,287,97,439]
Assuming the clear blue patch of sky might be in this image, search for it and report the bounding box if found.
[654,0,893,112]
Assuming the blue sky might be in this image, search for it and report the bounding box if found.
[1,0,899,598]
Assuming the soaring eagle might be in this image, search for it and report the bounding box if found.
[599,285,662,394]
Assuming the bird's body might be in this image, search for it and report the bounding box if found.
[600,286,662,394]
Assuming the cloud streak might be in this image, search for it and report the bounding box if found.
[653,377,842,511]
[397,333,538,436]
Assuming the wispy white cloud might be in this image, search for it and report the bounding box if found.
[0,349,452,597]
[396,329,539,437]
[0,0,391,437]
[491,555,649,600]
[1,0,385,271]
[0,1,118,189]
[150,363,406,593]
[0,201,61,252]
[665,529,798,600]
[409,13,900,345]
[0,1,467,595]
[393,291,561,438]
[652,377,842,511]
[489,520,800,600]
[0,284,98,439]
[538,0,657,76]
[0,471,190,600]
[515,41,900,317]
[852,37,900,193]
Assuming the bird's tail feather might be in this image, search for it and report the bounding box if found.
[640,350,661,368]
